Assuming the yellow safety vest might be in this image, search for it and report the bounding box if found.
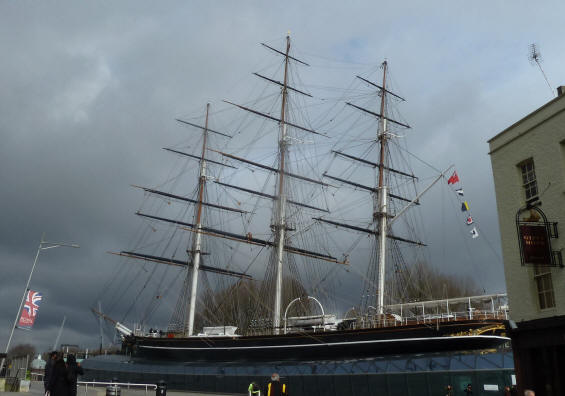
[267,382,287,396]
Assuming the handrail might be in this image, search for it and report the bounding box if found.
[384,293,508,310]
[78,381,157,396]
[357,310,507,329]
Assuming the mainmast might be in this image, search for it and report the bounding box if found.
[375,61,388,315]
[186,103,210,336]
[273,35,291,334]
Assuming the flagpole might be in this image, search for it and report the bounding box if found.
[0,234,79,375]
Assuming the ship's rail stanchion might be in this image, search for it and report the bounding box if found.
[78,381,158,396]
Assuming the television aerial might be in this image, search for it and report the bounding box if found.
[528,43,554,97]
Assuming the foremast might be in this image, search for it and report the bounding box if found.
[186,103,210,336]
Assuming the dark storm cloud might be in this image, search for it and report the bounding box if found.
[2,0,565,351]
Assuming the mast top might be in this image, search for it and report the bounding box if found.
[261,39,309,66]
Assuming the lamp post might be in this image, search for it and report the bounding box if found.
[0,233,79,374]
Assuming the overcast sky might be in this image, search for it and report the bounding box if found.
[1,1,564,353]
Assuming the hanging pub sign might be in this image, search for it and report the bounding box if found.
[519,224,552,264]
[516,206,561,267]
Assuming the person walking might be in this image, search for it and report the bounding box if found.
[266,373,287,396]
[248,381,261,396]
[463,383,473,395]
[44,352,57,391]
[66,354,83,396]
[47,354,70,396]
[445,384,453,396]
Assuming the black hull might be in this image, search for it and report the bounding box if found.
[126,319,509,362]
[82,348,515,396]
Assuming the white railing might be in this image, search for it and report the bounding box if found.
[138,294,509,336]
[78,381,157,396]
[356,309,508,329]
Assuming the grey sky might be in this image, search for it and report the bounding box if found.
[1,1,564,352]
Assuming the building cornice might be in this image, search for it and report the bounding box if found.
[488,93,565,155]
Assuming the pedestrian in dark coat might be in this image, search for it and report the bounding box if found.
[44,352,57,391]
[66,354,83,396]
[463,383,473,395]
[47,356,70,396]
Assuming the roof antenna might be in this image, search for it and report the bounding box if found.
[528,43,554,97]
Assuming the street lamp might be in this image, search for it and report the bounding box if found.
[0,233,79,373]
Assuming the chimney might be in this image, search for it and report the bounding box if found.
[557,86,565,96]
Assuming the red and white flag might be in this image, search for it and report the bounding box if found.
[17,290,43,330]
[447,171,460,185]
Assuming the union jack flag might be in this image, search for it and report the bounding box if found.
[18,290,43,330]
[23,290,42,317]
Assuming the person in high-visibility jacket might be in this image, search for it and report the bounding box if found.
[266,373,287,396]
[248,382,261,396]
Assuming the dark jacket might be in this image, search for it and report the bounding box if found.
[44,358,55,390]
[66,355,83,396]
[266,380,288,396]
[47,359,70,396]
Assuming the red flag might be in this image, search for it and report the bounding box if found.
[17,290,43,330]
[447,171,459,185]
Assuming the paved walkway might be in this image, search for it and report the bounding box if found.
[0,381,242,396]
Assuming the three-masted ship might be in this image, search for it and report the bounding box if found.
[98,36,509,363]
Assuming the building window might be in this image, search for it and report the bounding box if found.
[519,159,538,201]
[533,266,555,309]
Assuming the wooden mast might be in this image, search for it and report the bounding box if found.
[376,61,388,315]
[273,35,291,334]
[186,103,210,336]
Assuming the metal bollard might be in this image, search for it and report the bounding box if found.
[106,385,121,396]
[107,380,121,396]
[156,380,166,396]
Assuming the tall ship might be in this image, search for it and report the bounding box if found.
[95,36,509,364]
